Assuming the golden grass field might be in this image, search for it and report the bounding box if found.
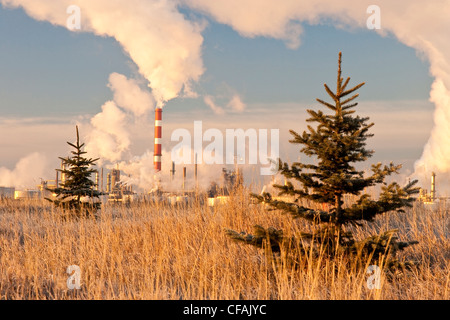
[0,187,448,300]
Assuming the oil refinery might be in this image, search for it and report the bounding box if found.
[0,106,241,206]
[0,107,446,209]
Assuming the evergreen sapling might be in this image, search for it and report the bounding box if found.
[46,125,103,217]
[226,52,419,271]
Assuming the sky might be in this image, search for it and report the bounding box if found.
[0,1,446,194]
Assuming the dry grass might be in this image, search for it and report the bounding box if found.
[0,187,448,300]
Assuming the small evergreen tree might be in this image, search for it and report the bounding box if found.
[46,125,102,217]
[226,52,419,271]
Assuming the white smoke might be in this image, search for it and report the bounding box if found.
[4,0,450,193]
[182,0,450,193]
[0,0,207,191]
[413,79,450,193]
[0,152,51,189]
[84,72,156,164]
[108,73,155,117]
[1,0,205,106]
[86,100,130,163]
[115,148,226,192]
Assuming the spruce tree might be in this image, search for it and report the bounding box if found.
[46,125,102,217]
[226,52,419,270]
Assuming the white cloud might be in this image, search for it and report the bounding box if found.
[227,94,246,113]
[203,95,225,115]
[203,93,246,115]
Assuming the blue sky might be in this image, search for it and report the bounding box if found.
[0,5,131,117]
[0,2,437,189]
[0,4,433,117]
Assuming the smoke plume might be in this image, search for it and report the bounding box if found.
[84,72,157,163]
[108,73,155,117]
[0,152,50,189]
[1,0,205,106]
[86,100,130,163]
[183,0,450,193]
[4,0,450,193]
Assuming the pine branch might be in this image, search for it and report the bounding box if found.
[351,229,419,264]
[337,51,343,94]
[339,82,365,99]
[316,98,336,111]
[251,193,332,222]
[340,93,359,106]
[340,77,350,93]
[225,225,307,255]
[343,180,419,223]
[324,84,339,103]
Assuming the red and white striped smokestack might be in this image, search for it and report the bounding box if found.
[154,107,162,172]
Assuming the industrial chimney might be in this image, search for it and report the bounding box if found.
[182,167,186,191]
[55,170,59,189]
[154,108,162,172]
[95,171,99,191]
[431,171,436,202]
[61,159,66,184]
[170,161,175,181]
[111,169,120,192]
[106,173,111,193]
[100,167,104,192]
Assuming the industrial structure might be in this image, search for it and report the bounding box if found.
[418,171,438,204]
[1,125,445,209]
[147,104,240,207]
[416,171,450,209]
[0,108,230,206]
[0,186,15,199]
[0,107,238,206]
[106,167,135,203]
[154,107,162,172]
[0,160,135,203]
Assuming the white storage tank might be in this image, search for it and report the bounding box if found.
[14,190,40,200]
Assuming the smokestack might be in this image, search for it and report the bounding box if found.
[55,170,59,188]
[111,169,120,191]
[61,159,66,184]
[431,172,436,201]
[107,173,111,193]
[100,167,104,192]
[154,107,162,172]
[170,161,175,181]
[95,171,99,191]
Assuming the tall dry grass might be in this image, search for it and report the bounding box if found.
[0,187,448,300]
